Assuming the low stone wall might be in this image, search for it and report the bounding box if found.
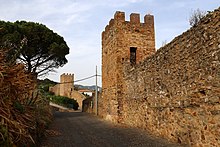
[49,84,60,96]
[119,8,220,146]
[70,90,85,110]
[49,85,85,110]
[82,97,93,113]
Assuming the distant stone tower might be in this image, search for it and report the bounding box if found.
[60,73,74,97]
[101,11,155,122]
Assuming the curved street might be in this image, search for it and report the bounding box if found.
[41,111,187,147]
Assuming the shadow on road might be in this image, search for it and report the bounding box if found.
[41,111,188,147]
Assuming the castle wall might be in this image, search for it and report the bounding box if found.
[49,73,86,110]
[70,90,86,110]
[100,8,220,146]
[49,84,60,96]
[101,11,155,122]
[82,97,93,113]
[60,73,74,97]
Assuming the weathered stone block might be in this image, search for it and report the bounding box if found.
[100,7,220,147]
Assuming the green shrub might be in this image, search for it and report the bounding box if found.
[38,80,79,110]
[41,91,79,110]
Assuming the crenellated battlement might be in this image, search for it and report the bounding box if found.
[102,11,155,42]
[130,13,140,24]
[60,73,74,81]
[101,8,220,146]
[102,11,155,64]
[114,11,125,22]
[101,11,156,123]
[61,73,74,77]
[60,73,74,97]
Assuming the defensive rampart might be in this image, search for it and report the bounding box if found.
[100,8,220,146]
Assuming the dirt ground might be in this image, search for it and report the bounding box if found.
[40,111,188,147]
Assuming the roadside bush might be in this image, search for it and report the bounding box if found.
[0,48,52,146]
[38,82,79,110]
[46,93,79,110]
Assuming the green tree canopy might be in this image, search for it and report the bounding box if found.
[0,20,69,76]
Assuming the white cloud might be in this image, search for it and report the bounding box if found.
[0,0,219,86]
[128,0,143,3]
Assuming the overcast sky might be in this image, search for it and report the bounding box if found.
[0,0,219,86]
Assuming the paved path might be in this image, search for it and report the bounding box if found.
[41,111,187,147]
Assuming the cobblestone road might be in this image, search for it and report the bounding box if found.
[41,111,187,147]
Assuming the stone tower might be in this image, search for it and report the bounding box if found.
[60,73,74,97]
[101,11,155,122]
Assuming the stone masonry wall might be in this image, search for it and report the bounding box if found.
[60,73,74,97]
[120,8,220,146]
[70,90,85,110]
[50,73,74,98]
[100,11,155,122]
[100,7,220,146]
[49,73,86,110]
[49,84,60,96]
